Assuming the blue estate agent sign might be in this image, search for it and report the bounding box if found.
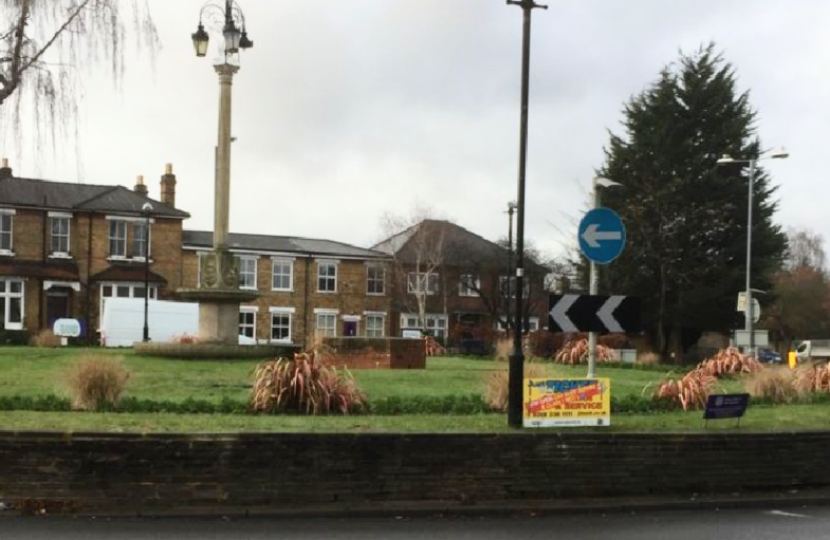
[578,207,626,264]
[704,393,750,420]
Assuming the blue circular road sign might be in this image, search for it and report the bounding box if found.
[578,207,626,264]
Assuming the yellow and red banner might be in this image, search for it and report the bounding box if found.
[523,378,611,428]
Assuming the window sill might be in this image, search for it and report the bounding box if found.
[4,323,23,331]
[49,253,73,260]
[366,292,386,297]
[317,290,338,294]
[107,256,154,263]
[0,250,15,257]
[240,287,258,291]
[270,288,294,293]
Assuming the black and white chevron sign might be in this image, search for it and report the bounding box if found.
[548,294,640,333]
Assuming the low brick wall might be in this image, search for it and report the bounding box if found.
[1,431,828,515]
[324,337,425,369]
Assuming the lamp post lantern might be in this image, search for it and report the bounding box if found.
[716,147,789,357]
[506,0,546,428]
[141,202,153,342]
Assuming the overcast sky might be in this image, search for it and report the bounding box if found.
[3,0,829,260]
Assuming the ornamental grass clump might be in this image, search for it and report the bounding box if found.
[696,347,763,378]
[483,362,546,412]
[66,355,130,411]
[794,362,830,393]
[743,366,800,404]
[553,338,613,365]
[653,370,716,411]
[251,350,366,415]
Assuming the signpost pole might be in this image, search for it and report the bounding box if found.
[587,180,600,378]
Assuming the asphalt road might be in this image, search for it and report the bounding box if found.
[2,505,829,540]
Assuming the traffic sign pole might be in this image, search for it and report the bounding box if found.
[587,186,600,379]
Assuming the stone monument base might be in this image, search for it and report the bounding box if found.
[177,288,259,345]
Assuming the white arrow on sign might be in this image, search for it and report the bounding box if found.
[549,294,579,333]
[581,223,623,249]
[597,296,625,333]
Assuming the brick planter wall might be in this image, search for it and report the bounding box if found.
[1,431,828,515]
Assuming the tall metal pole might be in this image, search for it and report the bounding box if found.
[587,180,599,378]
[506,203,515,333]
[142,207,151,342]
[507,0,546,428]
[745,159,756,357]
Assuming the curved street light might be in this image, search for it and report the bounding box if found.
[716,147,789,357]
[192,0,253,59]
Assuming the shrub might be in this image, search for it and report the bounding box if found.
[251,350,367,415]
[696,347,763,378]
[794,362,830,393]
[743,366,799,404]
[598,333,629,350]
[553,338,613,365]
[0,329,31,346]
[525,331,564,359]
[637,351,661,365]
[66,355,131,411]
[653,370,716,411]
[172,333,199,345]
[483,362,546,412]
[30,329,62,348]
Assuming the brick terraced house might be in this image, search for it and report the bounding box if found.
[181,231,391,349]
[0,161,188,339]
[0,162,392,346]
[373,219,551,345]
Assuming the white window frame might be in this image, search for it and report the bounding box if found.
[49,213,71,257]
[407,272,439,295]
[458,274,480,297]
[365,313,386,338]
[269,306,295,343]
[317,261,338,293]
[271,258,294,292]
[239,256,258,290]
[0,209,15,255]
[316,313,337,337]
[425,314,448,339]
[99,282,158,321]
[239,306,257,339]
[108,220,127,258]
[131,222,151,260]
[401,313,420,329]
[366,264,386,296]
[0,278,24,330]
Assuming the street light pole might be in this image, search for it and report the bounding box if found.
[744,159,756,357]
[141,202,153,342]
[717,148,788,357]
[507,0,546,429]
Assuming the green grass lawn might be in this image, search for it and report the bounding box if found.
[0,346,813,433]
[0,347,682,403]
[0,404,825,433]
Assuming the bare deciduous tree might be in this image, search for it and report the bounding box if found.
[375,209,447,332]
[0,0,158,159]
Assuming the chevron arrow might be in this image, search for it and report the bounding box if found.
[597,296,625,333]
[549,294,579,333]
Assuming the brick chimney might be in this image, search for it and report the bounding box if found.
[0,158,12,180]
[134,175,148,196]
[160,163,176,207]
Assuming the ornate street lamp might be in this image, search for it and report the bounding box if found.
[192,1,253,61]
